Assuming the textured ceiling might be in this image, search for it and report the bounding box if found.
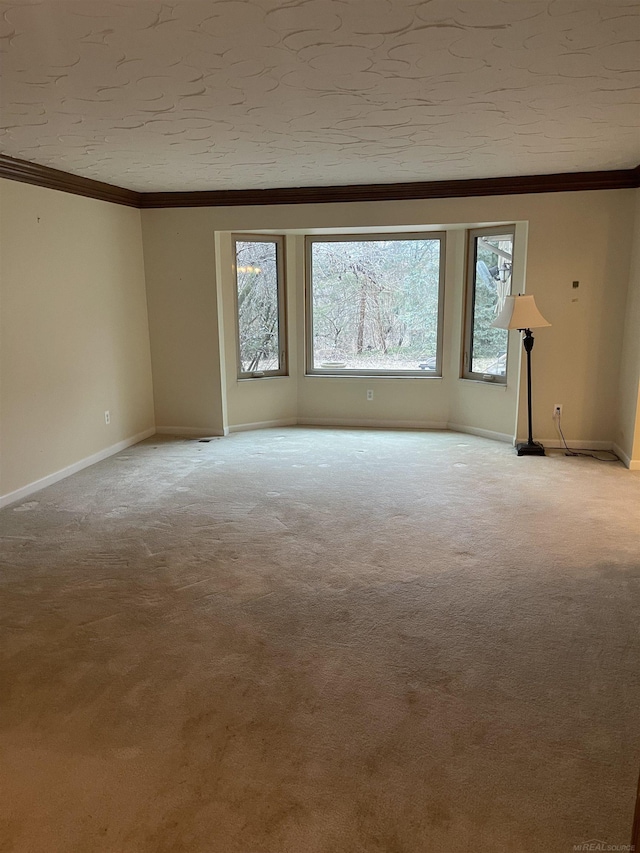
[1,0,639,193]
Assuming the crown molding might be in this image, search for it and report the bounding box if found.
[139,166,640,208]
[0,154,141,208]
[1,153,638,209]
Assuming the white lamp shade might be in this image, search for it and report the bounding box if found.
[492,294,551,330]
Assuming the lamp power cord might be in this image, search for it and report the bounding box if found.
[554,413,619,463]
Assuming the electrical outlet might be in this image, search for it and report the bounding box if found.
[367,390,374,401]
[105,410,111,425]
[553,404,562,419]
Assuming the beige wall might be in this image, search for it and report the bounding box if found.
[518,190,633,446]
[141,208,224,434]
[616,189,640,466]
[142,188,636,448]
[0,179,155,499]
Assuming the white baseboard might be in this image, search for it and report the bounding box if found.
[447,423,513,444]
[227,418,298,433]
[532,437,637,466]
[612,443,640,470]
[155,426,225,437]
[297,417,448,430]
[0,427,156,509]
[536,438,614,451]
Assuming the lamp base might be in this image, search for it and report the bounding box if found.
[516,441,545,457]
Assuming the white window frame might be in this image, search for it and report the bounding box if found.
[305,232,446,377]
[462,226,515,384]
[233,234,287,379]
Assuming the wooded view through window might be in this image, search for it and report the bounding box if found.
[307,235,444,374]
[234,237,285,376]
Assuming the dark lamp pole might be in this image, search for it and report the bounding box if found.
[492,295,551,457]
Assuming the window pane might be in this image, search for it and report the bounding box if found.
[235,240,281,374]
[469,233,513,377]
[309,238,442,372]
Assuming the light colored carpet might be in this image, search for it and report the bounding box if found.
[1,428,639,852]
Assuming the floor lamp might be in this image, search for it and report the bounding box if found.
[492,294,551,456]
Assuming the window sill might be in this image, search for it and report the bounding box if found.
[238,374,290,382]
[458,377,508,388]
[304,372,443,380]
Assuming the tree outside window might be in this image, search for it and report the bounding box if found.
[234,237,286,377]
[307,235,445,374]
